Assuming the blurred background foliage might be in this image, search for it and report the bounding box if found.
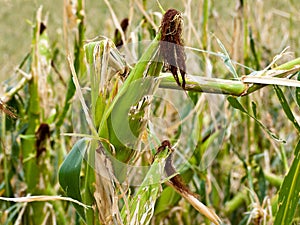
[1,0,299,81]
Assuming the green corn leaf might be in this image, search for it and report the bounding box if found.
[274,85,300,133]
[227,96,247,113]
[274,140,300,225]
[98,34,163,163]
[296,73,300,108]
[227,96,285,142]
[83,36,163,182]
[108,77,158,161]
[99,33,162,130]
[215,37,239,79]
[59,138,89,220]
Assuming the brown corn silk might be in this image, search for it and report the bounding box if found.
[160,9,186,89]
[156,140,197,197]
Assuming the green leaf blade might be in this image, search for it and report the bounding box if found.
[296,73,300,108]
[59,138,88,220]
[227,96,247,113]
[274,85,300,133]
[227,96,285,143]
[274,140,300,225]
[215,37,239,79]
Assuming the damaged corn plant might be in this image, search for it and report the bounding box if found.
[1,1,300,225]
[59,8,224,224]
